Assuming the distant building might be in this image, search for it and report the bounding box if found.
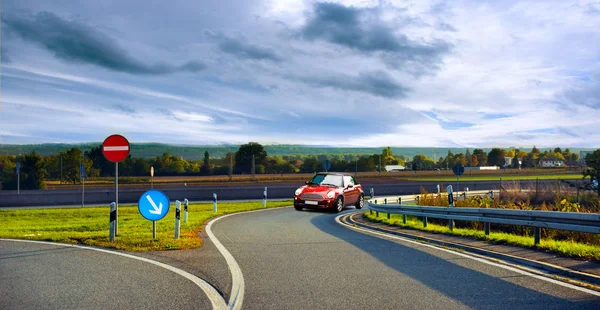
[465,166,500,171]
[503,157,512,168]
[540,159,565,167]
[385,165,406,172]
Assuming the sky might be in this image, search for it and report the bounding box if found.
[1,0,599,148]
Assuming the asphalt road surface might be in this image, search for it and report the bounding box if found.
[211,207,600,310]
[0,240,212,310]
[1,179,561,207]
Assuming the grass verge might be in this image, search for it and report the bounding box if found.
[0,201,292,252]
[363,212,600,261]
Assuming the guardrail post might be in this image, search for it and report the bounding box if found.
[384,198,387,204]
[489,190,494,198]
[109,202,116,242]
[387,212,390,219]
[370,188,374,199]
[423,216,428,228]
[398,197,402,204]
[484,222,490,236]
[175,200,181,239]
[184,198,189,223]
[416,196,420,204]
[534,227,540,246]
[448,219,454,231]
[402,214,407,224]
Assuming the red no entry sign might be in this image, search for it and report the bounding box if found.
[102,134,130,163]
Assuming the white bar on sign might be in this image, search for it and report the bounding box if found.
[103,146,129,151]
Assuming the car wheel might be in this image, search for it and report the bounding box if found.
[355,195,364,209]
[294,206,303,211]
[334,197,344,213]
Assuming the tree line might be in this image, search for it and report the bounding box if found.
[0,143,596,191]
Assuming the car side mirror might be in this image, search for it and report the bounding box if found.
[347,184,354,188]
[305,181,309,185]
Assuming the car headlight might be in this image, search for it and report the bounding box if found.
[327,191,335,199]
[295,188,303,196]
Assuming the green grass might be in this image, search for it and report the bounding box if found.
[405,174,583,182]
[0,201,292,251]
[363,212,600,261]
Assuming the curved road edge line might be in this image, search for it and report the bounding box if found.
[0,238,228,310]
[205,205,292,310]
[334,212,600,297]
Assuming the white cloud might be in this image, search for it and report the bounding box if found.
[1,0,599,147]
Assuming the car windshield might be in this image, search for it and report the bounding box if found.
[308,174,343,187]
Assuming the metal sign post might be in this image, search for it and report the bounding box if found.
[102,134,131,236]
[16,162,20,195]
[80,163,85,208]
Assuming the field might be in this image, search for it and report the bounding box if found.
[44,168,583,189]
[0,200,293,251]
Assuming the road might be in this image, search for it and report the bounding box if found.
[0,240,214,310]
[0,179,561,207]
[211,207,600,310]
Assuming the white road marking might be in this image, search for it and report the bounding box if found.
[103,146,129,151]
[335,213,600,297]
[0,239,228,309]
[205,206,292,310]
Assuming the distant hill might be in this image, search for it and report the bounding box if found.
[0,143,595,160]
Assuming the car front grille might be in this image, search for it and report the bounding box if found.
[301,193,324,199]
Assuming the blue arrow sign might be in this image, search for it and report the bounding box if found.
[138,190,170,221]
[452,164,465,176]
[16,162,20,175]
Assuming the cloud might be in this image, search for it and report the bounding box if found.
[298,2,451,71]
[218,36,282,62]
[292,70,409,98]
[1,11,206,75]
[561,73,600,109]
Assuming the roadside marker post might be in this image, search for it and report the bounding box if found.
[175,200,181,239]
[109,202,116,242]
[16,162,20,195]
[370,188,374,199]
[213,193,218,213]
[102,134,131,236]
[447,185,455,231]
[184,199,189,223]
[263,187,267,207]
[150,166,154,189]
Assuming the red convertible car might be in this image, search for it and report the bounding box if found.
[294,173,364,212]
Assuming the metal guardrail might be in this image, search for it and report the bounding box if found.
[367,194,600,245]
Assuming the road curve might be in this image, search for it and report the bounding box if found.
[0,240,218,310]
[211,207,600,310]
